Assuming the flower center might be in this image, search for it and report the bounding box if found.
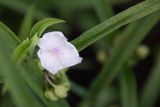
[52,48,60,55]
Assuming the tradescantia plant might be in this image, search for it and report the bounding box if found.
[0,0,160,107]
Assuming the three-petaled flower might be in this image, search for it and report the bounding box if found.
[37,31,82,75]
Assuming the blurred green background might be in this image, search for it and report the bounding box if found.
[0,0,160,107]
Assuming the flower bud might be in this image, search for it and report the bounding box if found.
[137,45,149,59]
[44,89,58,101]
[96,50,107,64]
[54,85,69,98]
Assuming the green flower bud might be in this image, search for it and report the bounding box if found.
[44,89,58,101]
[137,45,150,59]
[54,85,69,98]
[96,50,107,64]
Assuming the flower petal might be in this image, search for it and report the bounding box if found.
[38,31,67,50]
[37,49,64,74]
[58,42,82,67]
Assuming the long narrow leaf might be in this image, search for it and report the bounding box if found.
[30,18,65,37]
[93,0,117,51]
[119,66,138,107]
[0,21,20,45]
[18,4,35,40]
[0,30,69,107]
[0,30,44,107]
[80,11,160,107]
[90,11,160,97]
[93,0,113,21]
[0,0,49,19]
[21,56,69,107]
[71,0,160,51]
[71,81,87,98]
[140,50,160,107]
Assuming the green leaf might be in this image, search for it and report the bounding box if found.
[93,0,118,52]
[12,38,30,64]
[81,11,160,107]
[20,56,69,107]
[1,30,69,107]
[71,0,160,51]
[0,30,44,107]
[110,0,130,4]
[0,95,14,107]
[119,66,138,107]
[79,86,118,107]
[0,22,20,82]
[93,0,114,21]
[140,50,160,107]
[0,0,49,20]
[12,33,40,64]
[71,81,87,98]
[18,4,35,41]
[0,21,20,46]
[92,86,118,107]
[0,30,17,54]
[51,0,92,19]
[13,18,65,64]
[30,18,65,37]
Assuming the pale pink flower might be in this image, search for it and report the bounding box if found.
[37,31,82,75]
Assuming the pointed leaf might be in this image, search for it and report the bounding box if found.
[18,4,35,40]
[71,0,160,51]
[0,30,44,107]
[0,21,20,46]
[30,18,65,37]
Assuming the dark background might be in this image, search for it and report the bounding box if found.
[0,0,159,106]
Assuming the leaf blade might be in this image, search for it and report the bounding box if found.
[140,50,160,107]
[0,21,20,45]
[0,30,44,107]
[90,11,160,97]
[119,67,138,107]
[30,18,65,37]
[18,4,35,40]
[72,0,160,51]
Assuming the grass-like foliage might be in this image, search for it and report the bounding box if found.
[0,0,160,107]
